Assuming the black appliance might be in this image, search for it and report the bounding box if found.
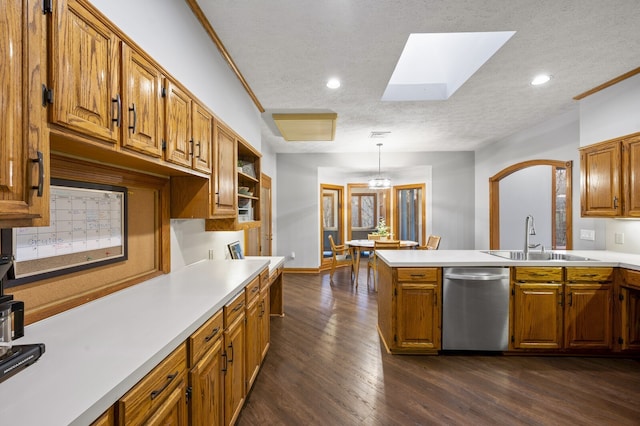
[0,254,45,383]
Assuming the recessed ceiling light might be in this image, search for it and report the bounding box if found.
[326,78,341,89]
[531,74,552,86]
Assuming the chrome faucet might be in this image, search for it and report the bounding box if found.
[524,215,539,258]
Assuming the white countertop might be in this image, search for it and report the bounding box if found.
[0,256,284,426]
[377,249,640,271]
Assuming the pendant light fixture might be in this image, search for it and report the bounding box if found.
[368,143,391,189]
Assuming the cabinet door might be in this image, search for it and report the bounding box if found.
[224,315,245,426]
[164,80,192,168]
[259,285,271,362]
[189,339,224,426]
[623,136,640,217]
[121,44,163,158]
[512,283,563,350]
[50,0,120,143]
[564,284,612,349]
[620,287,640,351]
[244,225,261,256]
[245,293,260,391]
[396,282,440,350]
[0,0,48,224]
[144,379,187,426]
[192,102,213,174]
[580,141,621,217]
[212,123,237,217]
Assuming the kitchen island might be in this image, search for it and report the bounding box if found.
[0,256,284,426]
[375,250,640,355]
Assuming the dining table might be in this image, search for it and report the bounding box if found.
[346,239,419,285]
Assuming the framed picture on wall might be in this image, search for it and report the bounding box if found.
[227,241,244,259]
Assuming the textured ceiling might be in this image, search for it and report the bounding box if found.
[195,0,640,154]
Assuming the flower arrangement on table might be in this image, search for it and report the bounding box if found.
[373,218,390,238]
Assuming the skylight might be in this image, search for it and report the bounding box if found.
[382,31,516,101]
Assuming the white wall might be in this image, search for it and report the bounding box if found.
[499,166,551,250]
[278,151,475,268]
[579,73,640,254]
[475,108,605,251]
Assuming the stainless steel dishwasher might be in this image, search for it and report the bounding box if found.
[442,267,510,351]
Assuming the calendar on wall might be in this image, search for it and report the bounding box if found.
[2,179,128,286]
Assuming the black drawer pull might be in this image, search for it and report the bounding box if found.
[150,372,178,400]
[204,326,220,342]
[232,302,244,312]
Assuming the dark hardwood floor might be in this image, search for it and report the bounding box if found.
[238,267,640,425]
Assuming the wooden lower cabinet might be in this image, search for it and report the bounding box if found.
[512,282,563,350]
[189,338,224,425]
[511,267,614,351]
[224,314,245,426]
[619,269,640,351]
[116,344,188,425]
[223,291,246,426]
[564,283,612,349]
[377,264,441,354]
[188,309,224,425]
[91,407,114,426]
[244,277,261,392]
[259,281,271,362]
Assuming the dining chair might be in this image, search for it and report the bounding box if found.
[367,240,401,290]
[327,235,355,285]
[418,235,441,250]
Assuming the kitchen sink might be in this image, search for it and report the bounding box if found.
[483,250,597,261]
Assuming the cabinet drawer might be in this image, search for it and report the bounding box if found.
[245,276,261,303]
[224,291,245,328]
[260,268,270,290]
[514,267,563,282]
[566,267,614,283]
[622,269,640,289]
[397,268,439,282]
[189,309,223,366]
[118,343,187,425]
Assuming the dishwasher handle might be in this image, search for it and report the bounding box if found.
[444,273,508,281]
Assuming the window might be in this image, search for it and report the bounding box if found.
[351,194,376,229]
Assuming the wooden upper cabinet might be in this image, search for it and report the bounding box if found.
[164,79,192,168]
[212,122,237,217]
[580,140,621,217]
[0,0,49,226]
[192,102,213,174]
[623,136,640,217]
[121,44,163,158]
[580,133,640,218]
[50,0,120,144]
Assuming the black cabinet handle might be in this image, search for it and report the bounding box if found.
[204,326,220,343]
[227,342,234,363]
[112,94,121,127]
[31,151,44,197]
[232,302,244,312]
[150,372,177,400]
[196,141,202,159]
[189,139,194,157]
[222,351,227,372]
[128,104,137,133]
